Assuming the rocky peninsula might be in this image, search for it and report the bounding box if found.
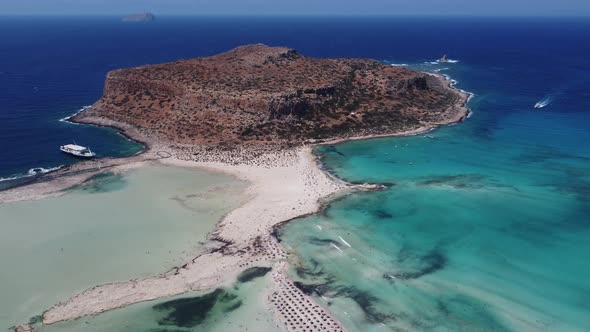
[74,44,468,157]
[10,45,469,332]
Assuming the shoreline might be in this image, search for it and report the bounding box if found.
[7,73,470,332]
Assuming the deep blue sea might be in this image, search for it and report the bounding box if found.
[1,16,590,331]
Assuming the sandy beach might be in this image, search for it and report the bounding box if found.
[5,73,469,332]
[37,146,358,332]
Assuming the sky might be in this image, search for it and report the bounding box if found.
[1,0,589,16]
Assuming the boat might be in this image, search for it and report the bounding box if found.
[534,99,550,109]
[60,144,96,158]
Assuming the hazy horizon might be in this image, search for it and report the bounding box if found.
[1,0,589,17]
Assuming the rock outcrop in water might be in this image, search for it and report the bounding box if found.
[122,13,155,22]
[75,44,468,149]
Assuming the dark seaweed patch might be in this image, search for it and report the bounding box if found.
[78,172,127,193]
[223,300,243,313]
[236,266,272,283]
[293,280,334,297]
[295,258,327,278]
[307,236,340,246]
[218,292,238,303]
[333,286,395,323]
[293,281,316,295]
[153,289,223,327]
[372,209,393,219]
[324,145,345,156]
[388,249,446,280]
[416,174,487,189]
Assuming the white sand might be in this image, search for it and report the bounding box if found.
[41,147,356,326]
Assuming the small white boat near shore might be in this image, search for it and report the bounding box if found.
[60,144,96,158]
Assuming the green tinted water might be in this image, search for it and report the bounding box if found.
[36,267,278,332]
[0,164,247,329]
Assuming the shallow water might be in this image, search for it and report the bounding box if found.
[278,89,590,331]
[274,17,590,332]
[0,164,247,329]
[36,266,278,332]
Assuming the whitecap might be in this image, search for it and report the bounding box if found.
[0,165,62,183]
[59,105,91,123]
[28,165,62,176]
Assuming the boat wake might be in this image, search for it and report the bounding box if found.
[426,59,459,65]
[330,243,344,253]
[338,236,352,248]
[534,97,552,109]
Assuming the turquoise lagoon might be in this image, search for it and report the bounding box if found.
[0,164,247,329]
[277,21,590,331]
[278,86,590,330]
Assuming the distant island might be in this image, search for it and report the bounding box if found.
[122,12,155,22]
[74,44,469,154]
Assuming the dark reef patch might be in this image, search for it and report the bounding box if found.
[323,145,346,156]
[332,286,395,323]
[223,300,243,313]
[295,258,327,278]
[236,266,272,283]
[75,172,127,193]
[153,289,223,327]
[416,174,487,190]
[307,236,341,247]
[293,280,333,296]
[372,209,394,219]
[218,292,238,303]
[388,248,447,280]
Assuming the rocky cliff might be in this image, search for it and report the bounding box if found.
[75,44,468,148]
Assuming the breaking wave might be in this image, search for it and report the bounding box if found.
[0,165,63,183]
[59,105,91,123]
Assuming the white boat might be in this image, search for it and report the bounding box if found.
[534,98,551,109]
[60,144,96,158]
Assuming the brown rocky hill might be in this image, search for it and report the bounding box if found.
[75,44,468,148]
